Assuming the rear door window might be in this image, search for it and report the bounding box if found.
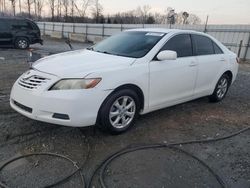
[192,34,214,56]
[30,21,39,30]
[213,42,224,54]
[11,20,34,30]
[160,34,193,58]
[0,20,7,31]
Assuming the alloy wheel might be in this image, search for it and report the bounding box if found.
[109,96,136,129]
[18,40,28,49]
[216,77,228,99]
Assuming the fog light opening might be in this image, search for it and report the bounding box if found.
[52,113,70,120]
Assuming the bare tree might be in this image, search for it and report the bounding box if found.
[154,13,166,24]
[166,7,177,24]
[70,0,74,21]
[141,5,151,24]
[9,0,16,16]
[56,0,62,19]
[26,0,33,18]
[0,0,3,12]
[18,0,21,13]
[182,12,189,24]
[49,0,56,21]
[91,0,103,23]
[33,0,36,17]
[187,14,201,25]
[62,0,69,21]
[74,0,92,19]
[36,0,43,18]
[0,0,7,13]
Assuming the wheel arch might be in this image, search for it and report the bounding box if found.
[113,84,145,111]
[223,70,233,85]
[96,84,145,125]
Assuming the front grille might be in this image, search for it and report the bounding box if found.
[18,75,50,90]
[13,100,32,113]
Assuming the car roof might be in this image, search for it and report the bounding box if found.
[126,28,205,35]
[0,17,31,21]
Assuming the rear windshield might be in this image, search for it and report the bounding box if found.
[90,31,165,58]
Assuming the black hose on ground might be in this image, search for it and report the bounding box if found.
[98,145,226,188]
[88,125,250,188]
[0,126,249,188]
[44,138,90,188]
[0,152,86,188]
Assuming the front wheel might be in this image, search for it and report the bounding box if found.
[98,89,140,134]
[209,74,230,102]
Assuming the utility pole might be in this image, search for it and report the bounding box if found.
[204,15,209,33]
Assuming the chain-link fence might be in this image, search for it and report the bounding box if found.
[37,22,250,60]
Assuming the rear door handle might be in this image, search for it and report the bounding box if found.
[220,58,226,62]
[189,61,197,67]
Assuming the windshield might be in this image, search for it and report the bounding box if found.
[89,31,165,58]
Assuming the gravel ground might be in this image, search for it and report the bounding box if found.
[0,37,250,188]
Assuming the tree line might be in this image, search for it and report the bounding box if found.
[0,0,201,24]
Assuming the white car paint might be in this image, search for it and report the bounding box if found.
[10,29,239,127]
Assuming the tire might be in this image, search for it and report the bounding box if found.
[98,89,140,134]
[209,74,230,102]
[15,37,30,49]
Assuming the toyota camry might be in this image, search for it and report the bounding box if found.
[10,29,239,134]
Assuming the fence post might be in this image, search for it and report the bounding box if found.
[121,24,123,31]
[62,23,64,38]
[102,24,105,38]
[73,23,75,33]
[243,33,250,61]
[52,22,55,31]
[237,40,243,58]
[43,22,46,35]
[85,24,88,42]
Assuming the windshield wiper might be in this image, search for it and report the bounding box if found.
[91,49,121,56]
[102,51,112,54]
[95,50,112,55]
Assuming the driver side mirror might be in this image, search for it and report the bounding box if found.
[157,50,177,61]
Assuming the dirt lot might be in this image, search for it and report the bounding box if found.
[0,38,250,188]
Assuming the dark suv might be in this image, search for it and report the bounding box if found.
[0,17,43,49]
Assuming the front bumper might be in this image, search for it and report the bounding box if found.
[10,71,111,127]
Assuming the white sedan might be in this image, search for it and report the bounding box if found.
[10,29,239,134]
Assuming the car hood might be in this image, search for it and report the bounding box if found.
[33,49,136,78]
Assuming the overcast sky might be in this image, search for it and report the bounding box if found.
[101,0,250,24]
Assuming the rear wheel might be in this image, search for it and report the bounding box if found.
[209,74,230,102]
[15,37,29,49]
[98,89,140,134]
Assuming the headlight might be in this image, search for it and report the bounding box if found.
[50,78,102,90]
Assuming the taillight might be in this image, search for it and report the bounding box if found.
[236,57,240,64]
